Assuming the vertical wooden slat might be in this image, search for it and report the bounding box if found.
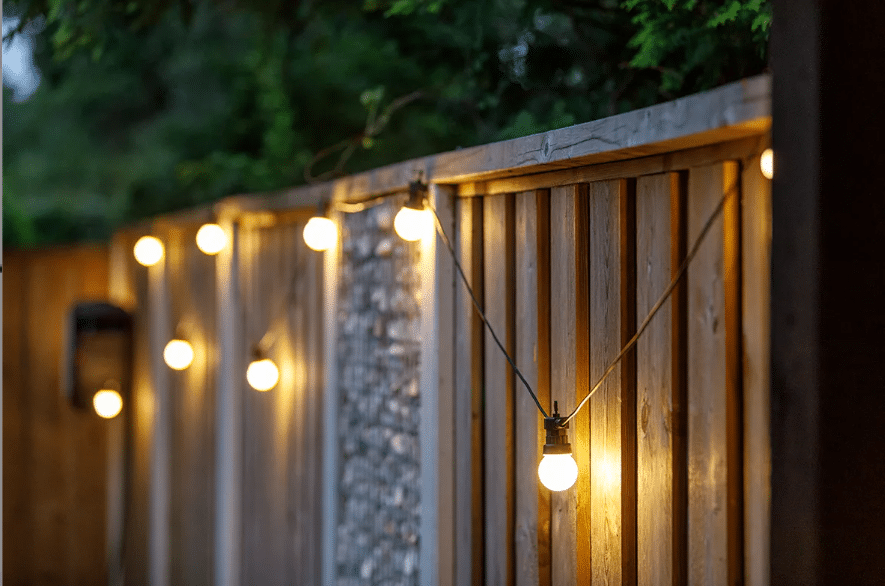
[621,179,638,586]
[741,154,771,586]
[515,190,541,586]
[670,172,690,586]
[549,185,578,586]
[589,179,624,586]
[723,161,745,586]
[454,196,484,586]
[148,240,172,586]
[215,218,242,586]
[687,164,728,586]
[636,174,673,586]
[2,252,29,586]
[483,193,515,586]
[535,190,553,586]
[307,230,325,586]
[574,185,592,586]
[419,183,456,586]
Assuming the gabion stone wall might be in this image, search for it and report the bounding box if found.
[335,199,421,586]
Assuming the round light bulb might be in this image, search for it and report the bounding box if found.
[247,358,280,391]
[93,389,123,419]
[538,453,579,491]
[760,148,774,180]
[196,223,227,255]
[394,206,433,242]
[133,236,164,266]
[303,217,337,251]
[163,339,194,370]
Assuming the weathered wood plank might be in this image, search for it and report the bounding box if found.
[636,174,674,586]
[420,183,456,586]
[535,190,553,586]
[306,229,325,586]
[454,196,485,586]
[148,241,173,586]
[549,185,578,586]
[483,193,516,586]
[589,179,625,586]
[458,136,766,198]
[741,153,771,586]
[620,179,638,586]
[723,161,744,586]
[670,172,690,586]
[687,163,728,586]
[515,190,541,586]
[215,218,243,586]
[3,252,31,586]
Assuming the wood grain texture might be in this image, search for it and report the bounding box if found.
[723,161,745,586]
[215,219,243,586]
[740,154,771,586]
[168,226,217,586]
[687,164,728,586]
[514,191,541,586]
[483,193,516,586]
[636,174,674,586]
[454,196,485,586]
[549,186,578,586]
[670,172,690,586]
[589,179,625,586]
[457,136,766,198]
[535,191,553,586]
[3,248,111,586]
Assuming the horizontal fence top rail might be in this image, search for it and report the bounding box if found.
[119,75,770,232]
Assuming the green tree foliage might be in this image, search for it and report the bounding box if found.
[3,0,770,246]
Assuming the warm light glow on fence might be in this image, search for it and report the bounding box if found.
[196,223,227,254]
[761,148,774,179]
[303,217,337,251]
[394,206,433,242]
[164,339,194,370]
[247,358,280,391]
[133,236,164,266]
[93,389,123,419]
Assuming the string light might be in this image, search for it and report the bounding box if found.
[303,216,337,251]
[133,236,164,266]
[93,388,123,419]
[163,339,194,370]
[394,181,433,242]
[760,148,774,180]
[247,357,280,391]
[196,223,227,255]
[538,403,579,491]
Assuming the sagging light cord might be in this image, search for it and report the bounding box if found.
[562,183,731,424]
[425,180,733,426]
[426,199,549,419]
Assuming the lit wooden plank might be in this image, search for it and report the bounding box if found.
[687,163,728,586]
[636,174,674,586]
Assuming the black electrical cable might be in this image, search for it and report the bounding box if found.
[426,200,550,419]
[425,179,733,426]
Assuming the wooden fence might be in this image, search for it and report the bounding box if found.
[110,74,771,586]
[3,247,112,586]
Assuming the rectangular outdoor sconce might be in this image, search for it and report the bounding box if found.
[63,302,133,416]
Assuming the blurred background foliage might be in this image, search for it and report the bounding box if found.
[3,0,770,246]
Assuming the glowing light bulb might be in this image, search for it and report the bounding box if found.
[247,358,280,391]
[133,236,164,266]
[93,389,123,419]
[164,339,194,370]
[538,453,579,491]
[760,148,774,180]
[303,217,337,251]
[196,223,227,254]
[394,206,433,242]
